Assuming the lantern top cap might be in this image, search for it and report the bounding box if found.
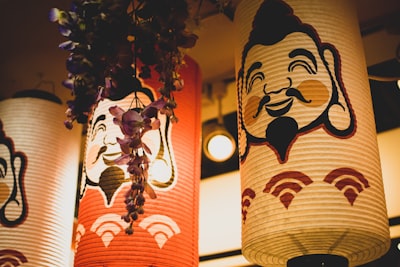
[12,89,62,104]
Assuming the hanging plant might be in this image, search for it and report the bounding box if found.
[50,0,197,128]
[49,0,198,234]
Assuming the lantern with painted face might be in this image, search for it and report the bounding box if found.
[0,92,81,266]
[235,0,390,266]
[74,56,201,267]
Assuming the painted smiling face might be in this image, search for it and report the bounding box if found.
[242,32,332,138]
[0,120,27,226]
[81,96,129,206]
[237,0,355,163]
[81,87,176,206]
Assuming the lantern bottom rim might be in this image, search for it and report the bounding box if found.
[287,254,348,267]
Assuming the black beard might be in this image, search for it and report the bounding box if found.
[99,166,127,205]
[266,117,298,162]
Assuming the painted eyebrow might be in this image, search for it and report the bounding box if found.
[92,114,106,130]
[245,61,262,88]
[288,48,317,71]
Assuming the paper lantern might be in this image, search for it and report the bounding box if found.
[0,90,81,266]
[74,56,201,266]
[234,0,390,266]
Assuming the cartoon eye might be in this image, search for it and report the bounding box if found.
[91,123,106,141]
[288,60,316,74]
[248,72,265,93]
[0,158,6,178]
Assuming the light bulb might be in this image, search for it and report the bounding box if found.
[206,132,235,162]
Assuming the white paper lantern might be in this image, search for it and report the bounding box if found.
[0,91,81,266]
[234,0,390,266]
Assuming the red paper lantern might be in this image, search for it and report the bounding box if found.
[74,56,201,266]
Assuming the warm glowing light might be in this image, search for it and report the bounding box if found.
[203,126,236,163]
[207,134,235,162]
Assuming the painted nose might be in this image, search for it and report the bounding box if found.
[103,133,118,145]
[263,77,292,95]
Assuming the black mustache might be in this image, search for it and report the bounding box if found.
[92,145,107,164]
[254,95,270,118]
[286,87,311,103]
[253,87,311,118]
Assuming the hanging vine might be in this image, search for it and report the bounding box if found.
[49,0,198,128]
[50,0,198,234]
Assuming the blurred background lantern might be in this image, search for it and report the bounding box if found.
[74,56,202,267]
[0,89,82,266]
[234,0,391,266]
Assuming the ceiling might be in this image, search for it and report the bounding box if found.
[0,0,399,132]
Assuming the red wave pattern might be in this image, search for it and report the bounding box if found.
[264,171,313,208]
[324,167,369,205]
[0,249,28,267]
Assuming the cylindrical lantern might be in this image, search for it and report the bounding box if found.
[0,90,81,266]
[74,56,201,266]
[234,1,390,266]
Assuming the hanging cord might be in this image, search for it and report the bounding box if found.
[129,0,144,110]
[208,0,234,21]
[34,72,56,94]
[217,94,224,125]
[212,81,227,126]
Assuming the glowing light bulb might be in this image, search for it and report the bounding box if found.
[206,133,235,162]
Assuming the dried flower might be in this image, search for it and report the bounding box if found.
[110,103,161,230]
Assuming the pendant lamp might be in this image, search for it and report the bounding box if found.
[234,0,390,266]
[203,83,236,163]
[74,56,201,267]
[0,90,81,266]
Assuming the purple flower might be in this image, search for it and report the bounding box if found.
[125,226,134,235]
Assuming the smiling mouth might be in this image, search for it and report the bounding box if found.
[265,98,293,117]
[102,152,121,165]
